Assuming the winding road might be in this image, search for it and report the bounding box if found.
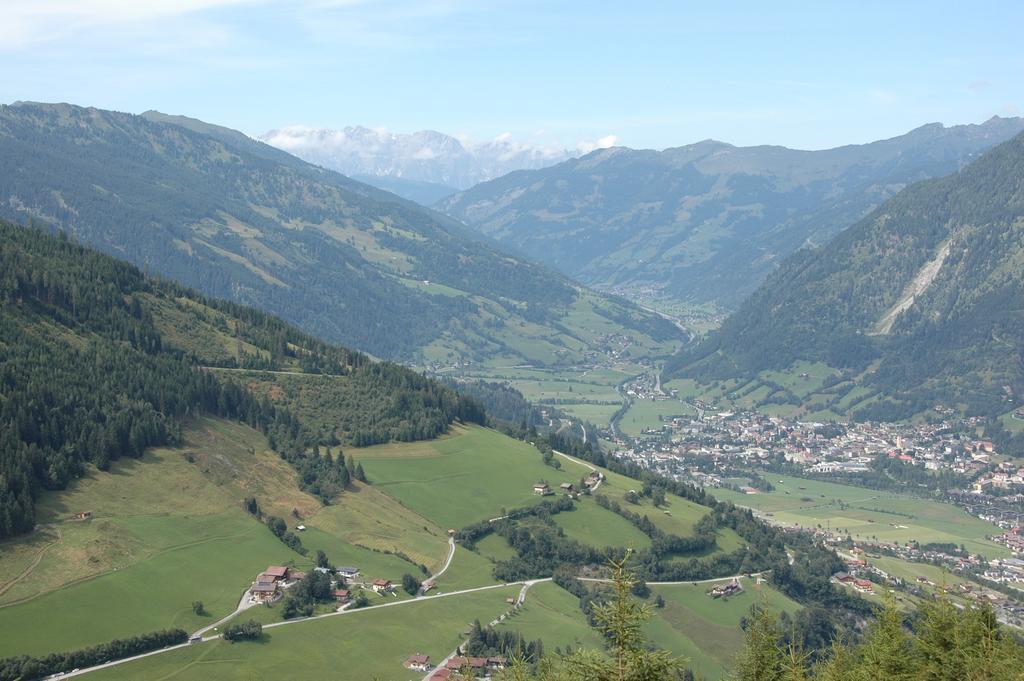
[63,580,547,679]
[422,578,549,681]
[553,450,602,491]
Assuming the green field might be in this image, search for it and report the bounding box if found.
[502,581,605,653]
[619,398,695,437]
[553,500,653,549]
[86,586,521,681]
[587,460,710,539]
[435,359,637,429]
[474,532,518,564]
[558,401,623,425]
[711,474,1009,559]
[357,425,585,529]
[0,418,452,657]
[433,545,502,592]
[645,578,801,679]
[0,511,303,657]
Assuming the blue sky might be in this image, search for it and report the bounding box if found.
[1,1,1021,151]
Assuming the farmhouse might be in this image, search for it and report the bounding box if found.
[832,572,856,585]
[584,471,603,488]
[404,654,431,671]
[262,565,289,581]
[560,482,574,494]
[332,589,351,603]
[446,657,487,672]
[372,579,393,593]
[250,581,277,602]
[709,577,742,598]
[533,482,551,495]
[336,566,360,579]
[429,669,451,680]
[286,567,306,581]
[854,579,874,593]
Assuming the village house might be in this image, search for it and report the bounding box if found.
[371,579,393,593]
[560,482,574,494]
[853,579,874,593]
[709,577,742,598]
[446,657,488,673]
[336,566,360,579]
[250,581,277,603]
[404,654,431,671]
[533,482,551,495]
[331,589,351,603]
[261,565,289,582]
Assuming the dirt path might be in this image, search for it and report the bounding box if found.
[0,527,62,599]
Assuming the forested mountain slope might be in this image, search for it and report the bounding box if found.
[0,102,679,364]
[440,117,1024,310]
[0,219,484,540]
[667,131,1024,422]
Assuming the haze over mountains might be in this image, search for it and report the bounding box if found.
[440,117,1024,312]
[0,102,678,365]
[668,130,1024,423]
[259,125,577,202]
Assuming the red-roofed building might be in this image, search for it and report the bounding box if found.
[430,669,451,680]
[332,589,351,603]
[404,654,431,671]
[263,565,288,580]
[372,579,393,593]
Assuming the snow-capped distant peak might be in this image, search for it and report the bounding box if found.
[258,126,576,189]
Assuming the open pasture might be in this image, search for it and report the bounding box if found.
[85,586,521,681]
[711,474,1009,558]
[645,578,801,679]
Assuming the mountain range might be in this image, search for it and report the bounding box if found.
[0,102,680,366]
[259,125,575,199]
[667,130,1024,424]
[439,117,1024,312]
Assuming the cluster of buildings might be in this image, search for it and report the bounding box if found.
[532,472,604,497]
[827,545,1024,626]
[406,654,508,679]
[708,577,742,598]
[607,405,999,483]
[247,564,393,606]
[249,565,306,603]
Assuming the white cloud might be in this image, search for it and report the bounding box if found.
[576,134,619,155]
[0,0,257,48]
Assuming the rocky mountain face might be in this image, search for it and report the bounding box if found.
[667,130,1024,421]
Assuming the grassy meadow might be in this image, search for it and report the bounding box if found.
[644,578,801,679]
[85,586,522,681]
[711,473,1009,559]
[0,417,453,657]
[356,425,585,529]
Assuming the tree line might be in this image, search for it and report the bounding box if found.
[0,628,187,681]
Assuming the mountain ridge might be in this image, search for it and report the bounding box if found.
[439,116,1024,313]
[0,101,681,366]
[666,129,1024,424]
[259,124,575,191]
